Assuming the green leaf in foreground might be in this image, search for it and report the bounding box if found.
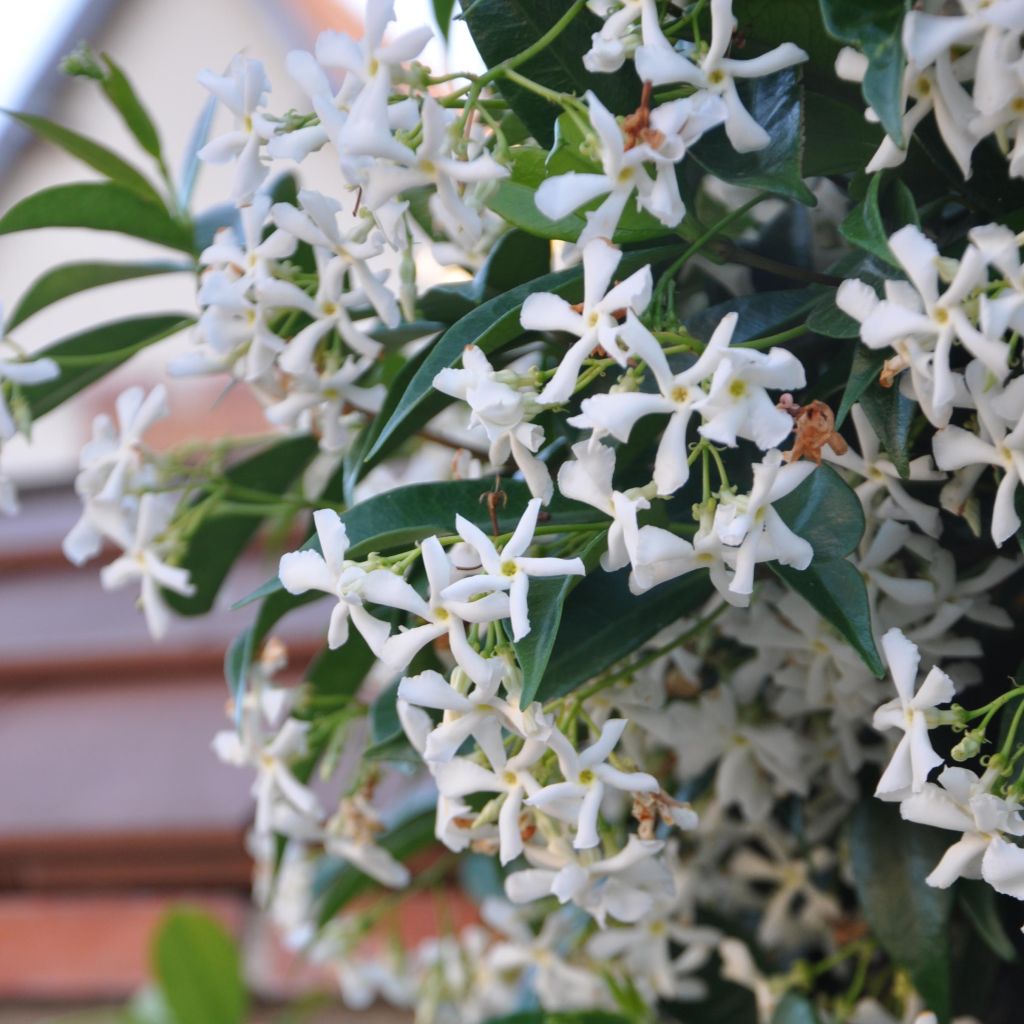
[152,908,246,1024]
[957,880,1017,963]
[8,260,190,329]
[859,375,915,478]
[98,52,164,160]
[848,799,955,1022]
[20,315,193,418]
[773,558,883,676]
[775,464,865,560]
[5,111,162,203]
[165,436,319,615]
[0,182,194,252]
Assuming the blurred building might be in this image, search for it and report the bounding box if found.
[0,0,476,1018]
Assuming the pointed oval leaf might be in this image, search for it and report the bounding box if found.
[775,464,865,560]
[0,182,194,252]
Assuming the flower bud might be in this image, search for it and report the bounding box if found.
[951,729,984,762]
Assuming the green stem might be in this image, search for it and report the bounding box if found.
[736,322,810,350]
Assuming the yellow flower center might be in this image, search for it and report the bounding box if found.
[729,379,747,398]
[579,769,596,785]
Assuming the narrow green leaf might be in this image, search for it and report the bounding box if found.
[773,558,884,676]
[802,91,884,176]
[841,173,899,266]
[315,809,437,925]
[5,111,162,203]
[859,376,915,477]
[100,53,164,159]
[819,0,910,144]
[8,260,190,329]
[687,287,821,345]
[178,95,217,211]
[432,0,457,39]
[0,182,194,252]
[511,530,607,708]
[847,799,955,1022]
[837,345,887,426]
[691,68,816,205]
[21,315,193,418]
[535,566,713,704]
[957,880,1017,963]
[775,464,865,560]
[165,436,319,616]
[152,908,246,1024]
[364,245,675,465]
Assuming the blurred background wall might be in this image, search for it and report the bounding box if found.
[0,2,480,1019]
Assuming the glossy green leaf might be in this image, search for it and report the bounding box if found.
[165,436,319,616]
[364,245,674,466]
[152,908,246,1024]
[772,993,823,1024]
[806,290,860,339]
[5,111,162,203]
[315,808,437,925]
[20,315,193,418]
[691,68,816,205]
[774,558,884,676]
[819,0,910,144]
[535,566,713,704]
[775,464,865,560]
[802,91,884,176]
[99,53,164,159]
[848,799,955,1022]
[859,375,915,477]
[687,287,821,345]
[841,174,899,266]
[0,182,194,252]
[462,0,639,147]
[958,880,1017,963]
[511,530,607,708]
[432,0,457,39]
[837,345,887,426]
[8,260,190,329]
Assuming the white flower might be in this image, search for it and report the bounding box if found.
[635,0,807,152]
[695,346,806,449]
[557,440,650,572]
[381,536,510,686]
[711,449,815,596]
[522,239,652,406]
[0,322,60,440]
[250,718,324,839]
[580,313,734,495]
[900,765,1024,896]
[449,499,585,641]
[932,360,1024,545]
[872,627,955,798]
[526,719,659,849]
[827,403,945,538]
[197,55,275,203]
[199,193,296,285]
[583,0,648,73]
[433,345,552,503]
[505,834,673,926]
[432,739,547,864]
[98,493,195,641]
[278,508,415,653]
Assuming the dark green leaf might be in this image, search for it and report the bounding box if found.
[462,0,640,147]
[772,993,823,1024]
[806,291,860,339]
[152,908,246,1024]
[691,68,816,205]
[859,375,915,477]
[5,111,162,203]
[0,183,194,252]
[773,558,884,676]
[535,566,713,704]
[192,202,239,254]
[511,530,607,708]
[316,809,437,925]
[775,464,864,560]
[371,679,402,747]
[100,53,164,159]
[8,260,190,329]
[958,881,1017,963]
[837,345,886,426]
[306,631,376,703]
[847,799,955,1022]
[478,228,551,293]
[687,287,821,345]
[21,315,192,418]
[165,436,319,616]
[819,0,910,144]
[365,245,675,465]
[802,91,883,176]
[841,173,899,266]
